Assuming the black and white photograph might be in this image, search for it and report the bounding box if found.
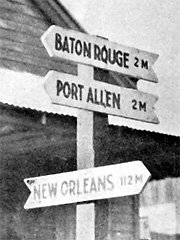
[0,0,179,239]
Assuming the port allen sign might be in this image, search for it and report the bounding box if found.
[44,71,159,124]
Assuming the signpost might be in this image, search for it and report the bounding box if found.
[24,25,159,240]
[41,25,159,83]
[44,70,159,124]
[24,161,150,209]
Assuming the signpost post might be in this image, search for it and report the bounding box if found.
[76,64,95,240]
[24,25,159,240]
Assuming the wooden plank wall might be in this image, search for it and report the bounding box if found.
[0,104,77,240]
[0,0,77,76]
[108,197,139,240]
[140,178,176,207]
[140,178,180,239]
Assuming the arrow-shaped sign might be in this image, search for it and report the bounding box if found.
[44,71,159,124]
[24,161,151,209]
[41,25,158,83]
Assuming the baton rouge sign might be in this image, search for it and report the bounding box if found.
[44,71,159,124]
[24,161,151,209]
[41,25,158,83]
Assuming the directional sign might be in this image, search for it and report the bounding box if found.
[44,71,159,124]
[24,161,151,209]
[41,25,158,83]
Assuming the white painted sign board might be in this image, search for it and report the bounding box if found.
[44,71,159,124]
[41,25,158,83]
[24,161,151,209]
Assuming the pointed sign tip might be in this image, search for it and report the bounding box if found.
[24,204,28,210]
[41,27,55,58]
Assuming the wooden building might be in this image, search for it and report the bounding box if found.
[0,1,179,240]
[140,178,180,240]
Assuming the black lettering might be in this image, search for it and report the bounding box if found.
[55,33,62,50]
[100,90,106,107]
[142,59,148,69]
[90,177,97,192]
[94,44,101,60]
[120,176,126,186]
[108,48,116,65]
[34,185,40,200]
[135,175,143,183]
[86,87,94,103]
[83,178,89,194]
[77,180,82,195]
[61,181,68,196]
[134,57,139,67]
[132,100,146,111]
[84,41,91,58]
[69,180,76,195]
[107,174,114,190]
[75,39,82,55]
[62,36,69,53]
[63,81,71,98]
[120,177,123,186]
[48,182,57,198]
[71,83,78,100]
[116,50,123,67]
[69,37,75,53]
[132,99,137,110]
[106,90,111,107]
[42,184,47,199]
[101,46,108,63]
[78,84,84,101]
[139,101,146,111]
[56,80,63,96]
[94,88,100,105]
[112,93,121,109]
[127,176,133,185]
[124,52,129,68]
[97,176,106,191]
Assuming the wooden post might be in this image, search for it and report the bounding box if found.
[76,64,95,240]
[174,178,180,239]
[76,65,110,240]
[134,195,140,240]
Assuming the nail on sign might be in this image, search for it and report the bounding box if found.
[24,161,151,209]
[41,25,158,83]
